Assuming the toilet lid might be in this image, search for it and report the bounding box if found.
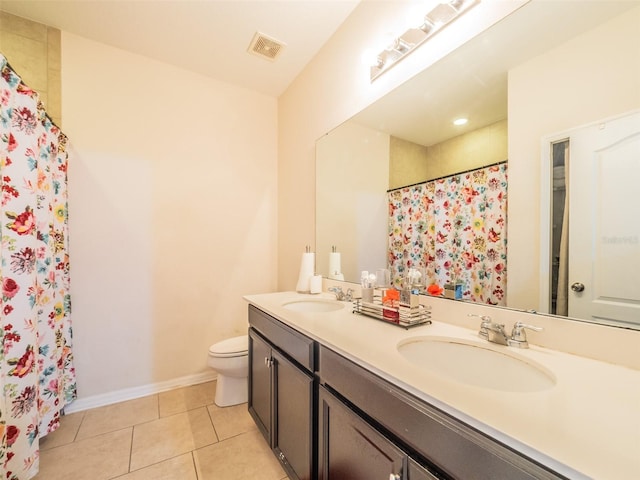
[209,335,248,357]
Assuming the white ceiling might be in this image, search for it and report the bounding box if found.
[0,0,361,97]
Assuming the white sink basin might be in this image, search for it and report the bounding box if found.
[282,299,345,313]
[397,337,555,393]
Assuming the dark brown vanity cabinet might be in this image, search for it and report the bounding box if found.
[248,304,568,480]
[319,385,438,480]
[319,346,566,480]
[248,305,316,480]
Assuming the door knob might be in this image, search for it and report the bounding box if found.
[571,282,585,292]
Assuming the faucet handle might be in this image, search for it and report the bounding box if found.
[329,286,349,301]
[468,314,492,339]
[509,322,543,348]
[511,321,543,337]
[328,286,342,296]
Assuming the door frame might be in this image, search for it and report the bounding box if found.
[539,133,569,315]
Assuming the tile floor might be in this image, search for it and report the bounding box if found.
[35,381,289,480]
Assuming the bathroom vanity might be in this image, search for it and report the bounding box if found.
[245,292,640,480]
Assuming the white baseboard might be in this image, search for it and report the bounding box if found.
[63,371,218,414]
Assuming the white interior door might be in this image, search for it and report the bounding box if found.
[568,111,640,327]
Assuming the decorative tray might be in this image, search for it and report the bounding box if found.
[352,295,431,329]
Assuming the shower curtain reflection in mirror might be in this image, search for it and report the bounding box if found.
[388,162,508,305]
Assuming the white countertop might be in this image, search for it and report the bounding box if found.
[244,291,640,480]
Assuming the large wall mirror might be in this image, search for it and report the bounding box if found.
[316,0,640,329]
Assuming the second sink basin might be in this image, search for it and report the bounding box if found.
[282,299,345,313]
[397,337,555,393]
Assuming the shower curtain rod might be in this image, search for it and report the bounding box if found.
[387,159,508,193]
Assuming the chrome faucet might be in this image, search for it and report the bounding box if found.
[328,286,353,301]
[469,314,542,348]
[487,322,510,345]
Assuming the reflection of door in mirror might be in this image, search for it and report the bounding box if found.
[547,111,640,328]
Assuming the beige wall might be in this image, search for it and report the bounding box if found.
[508,6,640,312]
[389,136,428,190]
[60,33,277,406]
[426,119,507,180]
[2,12,278,408]
[0,12,61,125]
[389,119,507,189]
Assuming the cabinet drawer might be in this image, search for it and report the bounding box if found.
[249,305,316,372]
[319,346,565,480]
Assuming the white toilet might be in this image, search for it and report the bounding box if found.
[207,335,249,407]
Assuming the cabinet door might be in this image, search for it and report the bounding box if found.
[248,329,272,444]
[273,350,314,480]
[319,386,406,480]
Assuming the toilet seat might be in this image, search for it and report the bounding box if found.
[209,335,248,358]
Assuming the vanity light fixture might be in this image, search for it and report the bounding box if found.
[369,0,480,81]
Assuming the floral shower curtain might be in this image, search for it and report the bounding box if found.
[0,54,76,479]
[388,162,508,305]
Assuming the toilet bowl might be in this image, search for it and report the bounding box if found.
[207,335,249,407]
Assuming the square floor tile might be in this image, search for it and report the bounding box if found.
[159,381,216,417]
[130,406,217,471]
[194,429,286,480]
[76,395,159,440]
[207,402,256,441]
[115,453,197,480]
[36,428,132,480]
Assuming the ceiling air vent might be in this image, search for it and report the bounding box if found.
[248,32,286,62]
